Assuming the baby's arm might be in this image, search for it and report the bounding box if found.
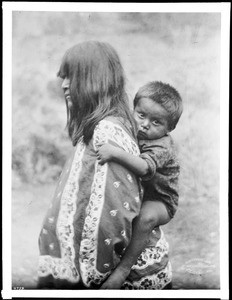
[100,200,171,289]
[97,144,149,176]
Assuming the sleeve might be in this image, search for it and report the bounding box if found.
[139,143,171,181]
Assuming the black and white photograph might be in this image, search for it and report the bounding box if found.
[2,2,230,299]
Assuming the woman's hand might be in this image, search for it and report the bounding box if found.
[97,144,118,165]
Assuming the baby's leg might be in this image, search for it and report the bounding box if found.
[100,200,170,289]
[123,228,172,290]
[140,200,171,228]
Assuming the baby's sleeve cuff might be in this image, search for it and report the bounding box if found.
[139,153,157,181]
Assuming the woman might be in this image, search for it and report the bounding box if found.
[38,41,172,289]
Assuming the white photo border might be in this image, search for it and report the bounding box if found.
[2,2,230,299]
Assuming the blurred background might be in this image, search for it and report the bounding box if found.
[12,11,221,289]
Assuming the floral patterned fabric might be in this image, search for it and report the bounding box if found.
[123,228,172,289]
[38,117,172,289]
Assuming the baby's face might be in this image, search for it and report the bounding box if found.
[133,97,170,140]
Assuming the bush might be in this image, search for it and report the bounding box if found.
[12,131,71,184]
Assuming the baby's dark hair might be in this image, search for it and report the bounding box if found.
[134,81,183,131]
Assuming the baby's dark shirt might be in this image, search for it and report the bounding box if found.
[139,134,180,218]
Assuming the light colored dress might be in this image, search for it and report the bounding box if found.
[38,117,172,289]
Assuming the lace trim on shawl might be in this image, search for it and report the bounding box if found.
[132,229,169,270]
[38,140,86,283]
[38,255,79,282]
[79,120,140,287]
[122,261,172,290]
[93,119,140,155]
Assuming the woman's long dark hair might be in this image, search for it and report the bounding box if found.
[57,41,136,146]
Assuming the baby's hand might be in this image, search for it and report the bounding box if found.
[100,267,129,289]
[97,144,117,165]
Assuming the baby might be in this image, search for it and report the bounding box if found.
[97,81,183,289]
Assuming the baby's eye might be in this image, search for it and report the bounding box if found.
[152,120,160,126]
[138,113,144,119]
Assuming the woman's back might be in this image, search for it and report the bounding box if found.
[38,117,142,288]
[38,41,171,290]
